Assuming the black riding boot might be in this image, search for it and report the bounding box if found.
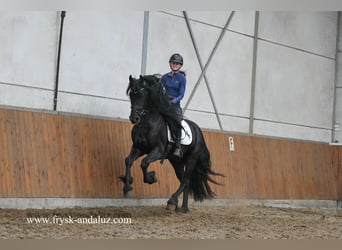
[173,104,183,158]
[173,130,183,158]
[173,140,183,158]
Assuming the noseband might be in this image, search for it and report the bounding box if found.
[131,105,148,117]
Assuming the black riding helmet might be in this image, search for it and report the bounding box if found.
[169,53,183,65]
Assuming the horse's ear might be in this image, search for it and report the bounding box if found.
[140,75,147,86]
[129,75,133,81]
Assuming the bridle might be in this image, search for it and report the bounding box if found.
[129,80,150,123]
[130,105,148,117]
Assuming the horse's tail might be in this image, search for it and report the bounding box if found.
[189,143,224,202]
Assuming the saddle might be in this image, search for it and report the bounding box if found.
[167,120,192,145]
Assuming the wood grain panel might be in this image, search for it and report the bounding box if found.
[332,145,342,200]
[203,133,336,200]
[0,108,339,200]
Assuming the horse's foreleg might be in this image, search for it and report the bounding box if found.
[119,147,143,197]
[141,150,162,184]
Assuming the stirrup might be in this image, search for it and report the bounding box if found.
[173,148,183,158]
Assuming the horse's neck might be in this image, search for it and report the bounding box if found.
[140,111,164,126]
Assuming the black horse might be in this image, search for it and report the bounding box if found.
[119,75,223,212]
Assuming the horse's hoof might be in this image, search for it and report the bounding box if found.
[124,190,133,198]
[176,207,189,213]
[148,177,158,184]
[166,203,177,211]
[145,171,158,184]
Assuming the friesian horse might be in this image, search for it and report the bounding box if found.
[119,75,223,212]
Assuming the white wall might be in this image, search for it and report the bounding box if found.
[0,12,58,110]
[254,12,337,142]
[0,11,339,142]
[147,11,255,132]
[334,12,342,143]
[57,11,144,119]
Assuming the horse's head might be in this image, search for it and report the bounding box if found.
[127,75,149,124]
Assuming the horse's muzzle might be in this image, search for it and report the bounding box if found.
[129,115,140,124]
[129,106,146,124]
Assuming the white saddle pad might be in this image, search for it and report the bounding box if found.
[167,120,192,145]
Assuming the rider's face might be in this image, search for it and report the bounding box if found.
[170,62,182,72]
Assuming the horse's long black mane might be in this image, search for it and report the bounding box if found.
[128,75,182,136]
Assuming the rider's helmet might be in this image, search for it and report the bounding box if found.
[169,53,183,65]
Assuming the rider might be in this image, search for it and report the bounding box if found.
[160,53,186,158]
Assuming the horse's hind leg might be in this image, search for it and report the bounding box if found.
[175,157,197,213]
[166,182,184,211]
[166,161,184,210]
[119,147,143,197]
[166,172,191,213]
